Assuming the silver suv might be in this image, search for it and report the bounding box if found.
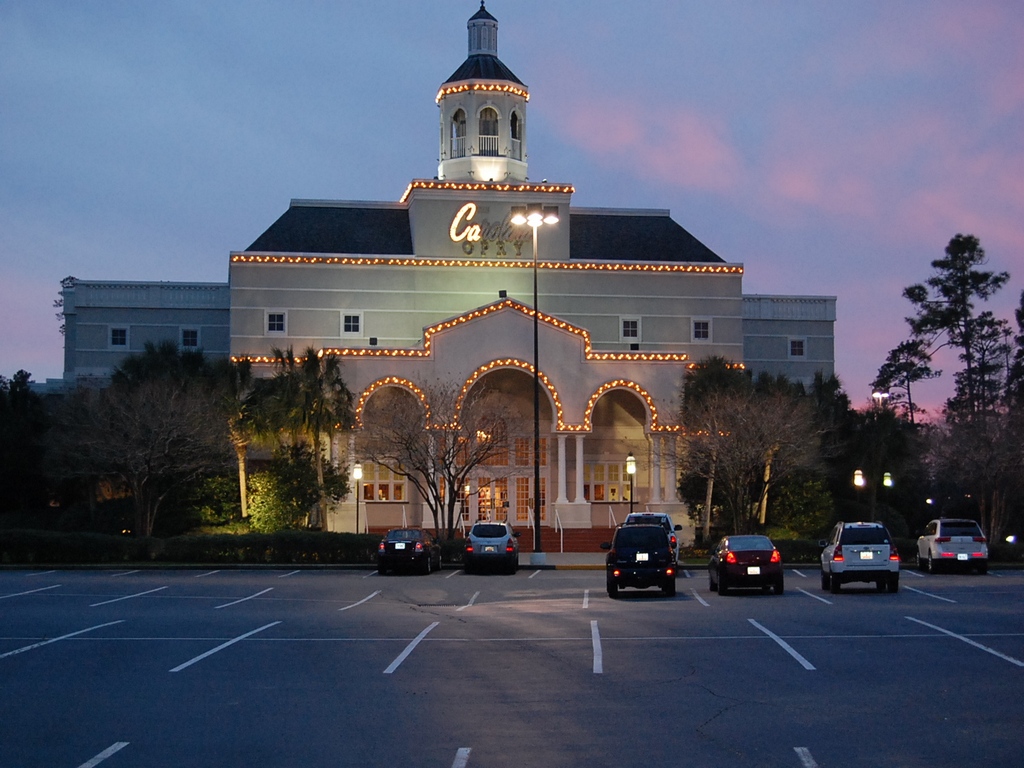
[917,518,988,574]
[464,521,520,574]
[820,521,900,593]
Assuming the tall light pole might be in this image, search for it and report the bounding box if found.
[511,203,559,565]
[353,462,363,533]
[626,452,636,517]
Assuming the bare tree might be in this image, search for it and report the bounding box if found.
[357,381,527,539]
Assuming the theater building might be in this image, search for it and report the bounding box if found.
[59,3,836,544]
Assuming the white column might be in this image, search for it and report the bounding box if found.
[666,437,678,502]
[574,434,585,503]
[556,434,568,503]
[651,435,663,503]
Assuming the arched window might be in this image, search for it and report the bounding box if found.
[478,107,499,156]
[451,109,467,159]
[510,111,522,160]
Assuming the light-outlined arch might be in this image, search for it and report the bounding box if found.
[459,358,568,430]
[583,380,681,433]
[355,376,428,428]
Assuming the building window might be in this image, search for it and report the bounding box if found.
[451,109,467,159]
[362,463,405,503]
[514,437,548,467]
[510,111,522,160]
[342,313,362,336]
[267,312,286,335]
[181,329,199,348]
[621,317,640,342]
[789,338,806,358]
[583,462,631,504]
[478,107,499,156]
[110,328,128,347]
[692,319,711,342]
[515,477,546,522]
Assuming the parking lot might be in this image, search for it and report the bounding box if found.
[2,565,1022,767]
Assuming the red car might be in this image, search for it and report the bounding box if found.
[708,535,784,595]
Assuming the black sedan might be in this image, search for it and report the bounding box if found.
[708,534,784,595]
[377,528,441,575]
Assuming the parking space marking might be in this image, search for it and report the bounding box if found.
[989,571,1003,577]
[904,569,925,578]
[76,741,129,768]
[451,747,472,768]
[24,570,56,577]
[194,570,220,578]
[528,570,541,579]
[446,569,461,579]
[797,588,832,605]
[90,586,167,607]
[0,620,125,660]
[583,589,590,609]
[794,746,819,767]
[214,587,273,609]
[456,591,480,612]
[683,570,692,578]
[904,585,957,603]
[110,570,139,577]
[906,616,1024,667]
[170,621,281,672]
[363,571,378,579]
[690,589,710,607]
[1,584,62,600]
[748,619,816,670]
[338,590,381,612]
[591,620,603,674]
[384,622,439,674]
[278,570,300,578]
[791,569,808,578]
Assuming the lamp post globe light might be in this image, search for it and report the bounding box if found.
[626,452,636,517]
[511,203,559,565]
[352,462,363,534]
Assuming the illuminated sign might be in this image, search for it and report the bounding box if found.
[449,202,528,257]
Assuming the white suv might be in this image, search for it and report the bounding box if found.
[917,518,988,574]
[820,521,900,593]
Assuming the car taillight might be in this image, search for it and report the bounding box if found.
[506,538,515,553]
[770,549,781,563]
[973,536,987,543]
[666,567,674,576]
[725,551,737,564]
[378,542,385,552]
[833,545,844,561]
[670,534,677,548]
[935,536,951,543]
[464,544,474,553]
[889,546,900,562]
[612,568,622,577]
[415,542,423,552]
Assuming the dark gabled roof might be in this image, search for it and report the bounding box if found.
[470,2,496,22]
[569,211,725,263]
[444,54,523,85]
[245,203,413,255]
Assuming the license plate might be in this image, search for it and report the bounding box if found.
[484,545,496,553]
[395,542,406,550]
[958,553,968,561]
[747,566,761,575]
[860,551,874,560]
[636,552,649,562]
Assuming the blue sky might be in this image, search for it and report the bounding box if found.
[2,1,1021,414]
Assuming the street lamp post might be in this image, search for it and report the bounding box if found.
[511,203,559,566]
[353,462,363,534]
[626,452,636,517]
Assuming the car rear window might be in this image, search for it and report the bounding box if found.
[840,527,890,545]
[727,535,774,551]
[472,524,508,538]
[388,529,422,540]
[625,515,670,531]
[939,521,983,537]
[615,527,666,549]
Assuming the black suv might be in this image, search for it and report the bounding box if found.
[601,524,677,598]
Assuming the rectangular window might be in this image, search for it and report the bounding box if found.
[110,328,127,347]
[343,313,361,335]
[361,463,406,504]
[514,438,548,467]
[181,329,199,348]
[267,312,286,334]
[620,317,640,341]
[692,319,710,341]
[789,338,806,358]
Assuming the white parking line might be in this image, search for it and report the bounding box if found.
[906,616,1024,667]
[451,747,472,768]
[110,570,139,577]
[0,620,125,660]
[583,589,590,609]
[683,570,692,578]
[690,589,710,607]
[338,590,381,612]
[170,621,281,672]
[528,570,541,579]
[384,622,439,674]
[278,570,300,578]
[797,588,832,605]
[748,619,816,670]
[791,569,808,578]
[794,746,819,767]
[363,570,378,579]
[194,570,220,578]
[24,570,56,577]
[989,570,1003,577]
[904,569,925,578]
[446,569,461,579]
[76,741,129,768]
[214,587,273,609]
[90,586,167,607]
[591,620,603,674]
[904,585,957,603]
[456,591,480,612]
[0,584,62,600]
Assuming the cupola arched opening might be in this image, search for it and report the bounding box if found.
[450,109,467,159]
[478,107,499,156]
[510,110,522,160]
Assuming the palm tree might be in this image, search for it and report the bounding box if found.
[210,358,258,518]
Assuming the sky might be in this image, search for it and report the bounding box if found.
[2,0,1022,415]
